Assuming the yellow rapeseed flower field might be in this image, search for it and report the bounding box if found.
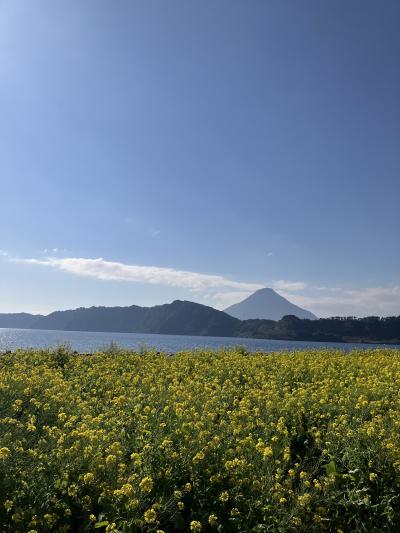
[1,347,400,531]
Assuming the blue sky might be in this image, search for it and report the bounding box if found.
[1,0,399,317]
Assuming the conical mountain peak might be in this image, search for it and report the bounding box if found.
[224,287,317,321]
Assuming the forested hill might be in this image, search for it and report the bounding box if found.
[0,301,240,337]
[0,313,43,329]
[236,315,400,344]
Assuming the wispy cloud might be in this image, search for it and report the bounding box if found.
[278,286,400,318]
[211,281,400,317]
[4,252,399,317]
[20,256,264,292]
[273,280,306,291]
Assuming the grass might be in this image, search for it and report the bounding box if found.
[1,347,400,531]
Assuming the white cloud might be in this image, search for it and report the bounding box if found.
[279,286,400,318]
[21,256,264,292]
[6,253,400,317]
[273,280,307,291]
[267,251,274,257]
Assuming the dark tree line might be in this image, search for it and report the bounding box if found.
[236,315,400,344]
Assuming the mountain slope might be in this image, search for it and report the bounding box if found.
[0,313,43,329]
[30,300,241,336]
[224,288,317,320]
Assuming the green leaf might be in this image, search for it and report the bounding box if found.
[325,460,337,476]
[95,521,109,528]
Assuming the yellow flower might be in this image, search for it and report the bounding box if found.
[139,476,153,493]
[2,347,400,532]
[130,452,142,465]
[144,508,157,523]
[83,472,94,484]
[67,484,78,497]
[297,493,312,507]
[120,483,134,495]
[4,500,13,512]
[192,451,205,464]
[190,521,202,532]
[219,491,229,502]
[256,441,265,453]
[128,498,140,510]
[263,446,273,458]
[0,447,10,460]
[208,514,218,526]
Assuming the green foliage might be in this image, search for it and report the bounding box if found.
[51,343,73,369]
[101,341,123,356]
[237,315,400,343]
[0,349,400,531]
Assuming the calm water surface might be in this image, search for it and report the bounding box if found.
[0,328,393,353]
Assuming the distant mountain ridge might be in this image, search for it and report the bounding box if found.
[0,301,240,337]
[224,288,317,320]
[0,312,43,329]
[0,299,398,344]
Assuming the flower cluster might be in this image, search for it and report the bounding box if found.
[0,347,399,531]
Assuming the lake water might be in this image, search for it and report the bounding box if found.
[0,327,393,353]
